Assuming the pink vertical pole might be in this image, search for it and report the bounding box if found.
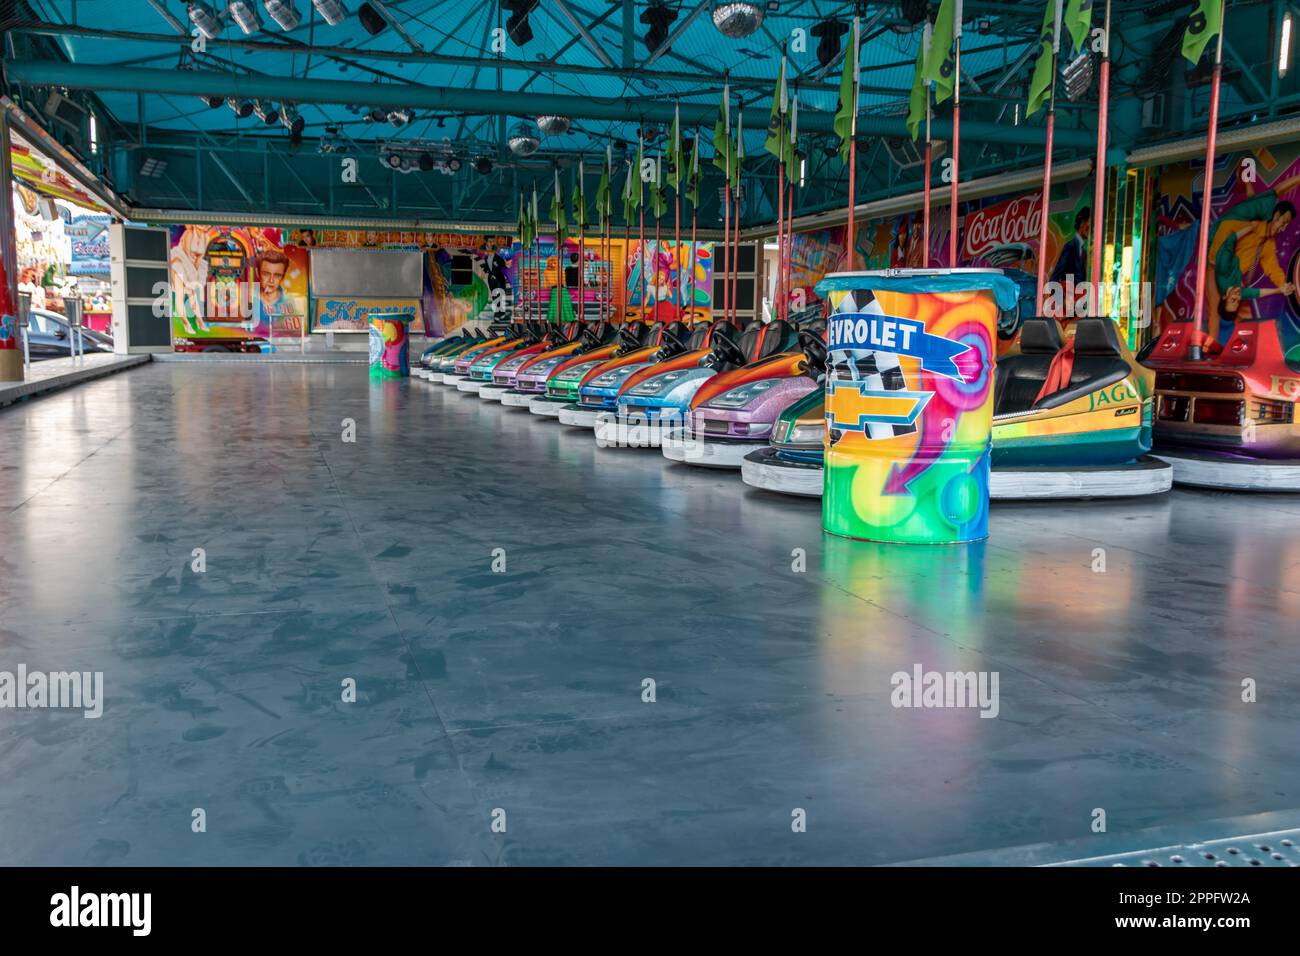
[948,29,961,264]
[923,103,932,268]
[1090,0,1112,294]
[1035,108,1056,316]
[1189,0,1226,361]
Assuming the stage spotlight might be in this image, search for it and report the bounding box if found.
[281,105,305,135]
[263,1,301,30]
[253,100,280,125]
[811,18,849,69]
[187,2,223,39]
[474,156,493,175]
[227,97,254,118]
[503,0,539,46]
[383,150,403,170]
[900,0,928,25]
[358,2,386,34]
[642,0,677,54]
[201,94,225,109]
[418,152,434,172]
[387,109,412,127]
[228,1,262,33]
[446,156,462,172]
[311,0,349,26]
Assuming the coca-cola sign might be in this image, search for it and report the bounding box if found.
[963,194,1042,261]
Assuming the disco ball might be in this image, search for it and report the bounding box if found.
[536,115,572,136]
[712,2,763,38]
[509,122,541,156]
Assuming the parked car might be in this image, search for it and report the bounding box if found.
[24,308,114,360]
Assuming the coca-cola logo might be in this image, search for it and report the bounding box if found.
[963,195,1042,260]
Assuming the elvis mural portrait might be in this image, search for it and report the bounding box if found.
[1153,147,1300,360]
[168,225,309,344]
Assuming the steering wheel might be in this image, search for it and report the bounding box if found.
[654,323,690,359]
[798,328,827,373]
[709,334,747,370]
[618,323,644,349]
[580,324,603,348]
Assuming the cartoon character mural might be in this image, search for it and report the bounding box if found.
[623,240,714,322]
[168,225,308,343]
[1153,151,1300,357]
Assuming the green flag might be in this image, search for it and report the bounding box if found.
[1064,0,1093,53]
[666,101,682,190]
[732,112,745,189]
[785,94,798,182]
[550,169,567,244]
[906,23,929,142]
[833,16,859,163]
[685,132,701,208]
[712,81,734,176]
[571,163,587,230]
[651,155,668,219]
[925,0,956,104]
[532,186,539,247]
[516,192,528,247]
[621,160,636,223]
[1027,0,1059,118]
[595,146,611,231]
[763,56,789,164]
[1182,0,1222,65]
[923,0,956,105]
[632,135,644,212]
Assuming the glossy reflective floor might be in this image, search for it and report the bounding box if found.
[3,363,1300,866]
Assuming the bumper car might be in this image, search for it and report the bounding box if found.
[499,321,621,408]
[1143,315,1300,489]
[559,320,701,428]
[612,318,798,448]
[528,321,655,417]
[436,324,526,385]
[464,322,580,400]
[415,328,486,379]
[742,317,1173,499]
[424,327,510,381]
[661,317,822,469]
[453,322,558,394]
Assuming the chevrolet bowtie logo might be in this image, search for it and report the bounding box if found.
[826,380,931,431]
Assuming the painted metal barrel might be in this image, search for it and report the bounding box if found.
[814,269,1018,545]
[368,313,411,378]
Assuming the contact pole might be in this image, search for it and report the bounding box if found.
[1189,0,1227,362]
[1089,0,1112,299]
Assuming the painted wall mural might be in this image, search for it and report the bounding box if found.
[165,223,716,349]
[168,225,309,342]
[1153,146,1300,361]
[623,240,715,322]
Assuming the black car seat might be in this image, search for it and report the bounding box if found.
[993,317,1064,416]
[614,320,655,357]
[1034,317,1132,410]
[754,318,798,360]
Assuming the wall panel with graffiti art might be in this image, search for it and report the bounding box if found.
[1153,146,1300,360]
[165,223,716,350]
[778,177,1157,347]
[168,226,310,344]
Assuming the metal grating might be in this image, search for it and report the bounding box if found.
[1052,830,1300,868]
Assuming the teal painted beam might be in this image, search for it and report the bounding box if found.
[4,58,1098,149]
